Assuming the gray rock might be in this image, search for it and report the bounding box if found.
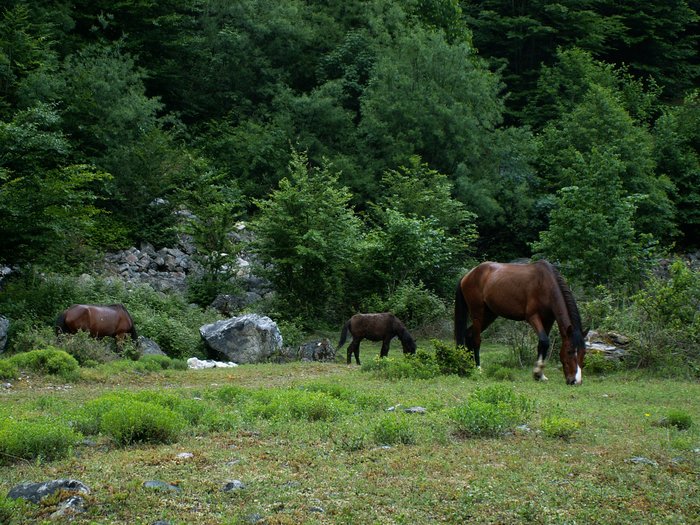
[299,339,336,362]
[50,495,86,519]
[8,479,90,504]
[143,480,182,492]
[138,336,167,356]
[200,314,283,364]
[0,315,8,354]
[222,480,246,492]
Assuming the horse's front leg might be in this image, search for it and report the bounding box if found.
[347,338,361,365]
[529,318,551,381]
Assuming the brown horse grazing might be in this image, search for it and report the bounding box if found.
[455,260,586,385]
[338,313,417,365]
[55,304,137,342]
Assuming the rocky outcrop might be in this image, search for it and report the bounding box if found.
[586,330,629,360]
[0,315,8,354]
[199,314,283,364]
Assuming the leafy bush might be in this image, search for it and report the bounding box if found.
[299,381,387,409]
[372,413,417,445]
[541,416,580,440]
[654,410,693,431]
[0,420,82,464]
[138,354,187,371]
[584,352,621,375]
[0,493,20,525]
[450,385,534,438]
[485,364,516,381]
[362,281,447,329]
[434,340,476,377]
[246,389,355,422]
[54,331,120,365]
[101,399,186,445]
[0,359,18,380]
[361,350,441,380]
[71,394,126,435]
[9,348,80,380]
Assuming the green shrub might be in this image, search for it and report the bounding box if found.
[450,385,533,438]
[0,359,18,380]
[212,385,250,404]
[138,354,187,371]
[485,364,516,381]
[585,352,621,375]
[54,331,119,365]
[654,410,693,431]
[372,413,417,445]
[10,347,80,380]
[299,381,387,409]
[247,389,355,422]
[0,492,21,524]
[101,399,186,445]
[0,420,81,464]
[433,340,476,377]
[371,281,447,328]
[7,325,56,354]
[71,394,127,435]
[541,416,580,440]
[361,350,441,380]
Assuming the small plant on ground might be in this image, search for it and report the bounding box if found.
[0,493,20,525]
[653,409,693,431]
[101,399,186,445]
[8,347,80,380]
[541,415,581,440]
[433,340,476,377]
[0,359,18,380]
[0,419,82,464]
[585,352,621,375]
[372,413,417,445]
[361,350,441,380]
[450,384,534,438]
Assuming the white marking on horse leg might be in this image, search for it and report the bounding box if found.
[533,359,548,381]
[575,365,582,385]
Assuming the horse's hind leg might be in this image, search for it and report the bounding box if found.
[380,338,391,358]
[466,309,496,368]
[529,317,552,381]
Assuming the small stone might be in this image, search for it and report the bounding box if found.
[222,480,246,492]
[143,480,181,492]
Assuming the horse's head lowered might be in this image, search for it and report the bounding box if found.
[560,325,587,385]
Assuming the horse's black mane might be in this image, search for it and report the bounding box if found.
[549,264,585,350]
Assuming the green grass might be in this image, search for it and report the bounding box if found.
[1,344,699,524]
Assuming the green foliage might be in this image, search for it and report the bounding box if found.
[361,281,446,329]
[361,350,441,380]
[433,340,476,377]
[450,385,534,437]
[0,492,20,525]
[532,147,653,287]
[246,389,355,422]
[101,399,185,445]
[540,415,580,440]
[664,410,693,431]
[0,419,81,464]
[584,352,621,376]
[372,413,417,445]
[0,359,18,380]
[55,331,119,366]
[9,347,79,380]
[252,150,363,324]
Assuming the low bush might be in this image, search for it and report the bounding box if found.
[433,340,476,377]
[653,410,693,431]
[485,364,517,381]
[0,359,18,380]
[54,331,119,365]
[584,352,622,375]
[299,381,387,409]
[372,413,417,445]
[246,389,355,422]
[541,415,580,440]
[0,419,82,464]
[361,350,440,380]
[450,385,534,438]
[101,399,186,445]
[0,493,21,524]
[9,348,80,380]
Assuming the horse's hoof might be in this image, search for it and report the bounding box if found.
[533,372,548,382]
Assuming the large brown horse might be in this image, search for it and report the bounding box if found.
[55,304,137,342]
[338,313,417,365]
[455,260,586,385]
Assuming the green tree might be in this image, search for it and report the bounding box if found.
[532,148,651,287]
[536,84,676,243]
[653,91,700,248]
[251,150,362,324]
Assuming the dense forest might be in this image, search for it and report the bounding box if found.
[1,0,699,336]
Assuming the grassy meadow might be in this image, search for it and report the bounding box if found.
[1,342,699,525]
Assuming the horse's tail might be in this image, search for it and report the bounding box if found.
[337,320,350,349]
[55,311,67,336]
[454,280,468,347]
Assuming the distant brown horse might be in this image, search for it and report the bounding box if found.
[338,313,417,365]
[455,260,586,385]
[55,304,137,342]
